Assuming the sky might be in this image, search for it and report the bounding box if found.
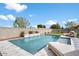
[0,3,79,28]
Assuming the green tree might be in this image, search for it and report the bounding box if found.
[37,24,46,28]
[61,26,64,29]
[13,17,30,28]
[50,24,60,29]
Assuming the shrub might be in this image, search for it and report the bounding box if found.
[35,31,38,33]
[29,31,34,34]
[20,31,25,37]
[77,33,79,38]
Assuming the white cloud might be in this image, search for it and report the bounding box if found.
[33,25,37,28]
[68,18,77,22]
[62,21,66,24]
[62,18,78,24]
[0,14,15,21]
[0,15,8,20]
[29,14,33,17]
[46,20,57,25]
[4,25,12,27]
[5,3,27,12]
[6,14,15,20]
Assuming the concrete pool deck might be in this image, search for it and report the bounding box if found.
[71,37,79,49]
[0,41,33,56]
[0,40,56,56]
[0,36,78,56]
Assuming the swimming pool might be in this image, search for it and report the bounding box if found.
[10,35,71,54]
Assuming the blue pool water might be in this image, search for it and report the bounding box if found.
[10,35,71,54]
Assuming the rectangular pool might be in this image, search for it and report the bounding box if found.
[9,35,71,54]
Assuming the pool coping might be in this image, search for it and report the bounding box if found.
[0,35,76,56]
[0,40,55,56]
[60,35,75,50]
[9,35,75,55]
[0,40,33,56]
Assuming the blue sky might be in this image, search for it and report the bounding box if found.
[0,3,79,28]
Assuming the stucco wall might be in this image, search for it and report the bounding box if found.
[51,29,70,33]
[0,27,52,40]
[0,27,74,41]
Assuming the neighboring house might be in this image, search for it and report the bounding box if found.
[73,25,79,29]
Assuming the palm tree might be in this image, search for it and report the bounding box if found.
[65,21,76,29]
[13,17,30,28]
